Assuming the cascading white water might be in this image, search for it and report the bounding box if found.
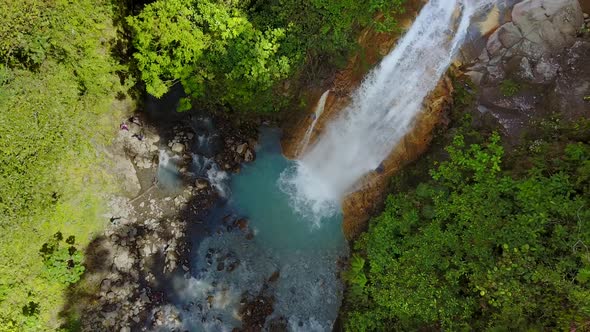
[157,149,182,191]
[191,153,230,197]
[298,90,331,155]
[280,0,494,220]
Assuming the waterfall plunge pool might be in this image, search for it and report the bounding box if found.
[162,127,348,331]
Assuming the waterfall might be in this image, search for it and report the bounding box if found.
[298,90,331,156]
[280,0,494,220]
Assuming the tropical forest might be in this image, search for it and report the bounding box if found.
[1,0,590,331]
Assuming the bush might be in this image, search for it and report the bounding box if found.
[344,133,590,331]
[0,0,129,329]
[499,79,520,97]
[128,0,407,112]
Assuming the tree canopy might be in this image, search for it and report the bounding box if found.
[344,132,590,330]
[0,0,129,329]
[128,0,407,112]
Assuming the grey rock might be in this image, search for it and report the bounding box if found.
[171,142,185,154]
[244,149,254,162]
[236,142,248,155]
[486,32,504,57]
[516,57,535,81]
[512,0,583,52]
[534,57,559,83]
[101,279,112,292]
[113,248,134,272]
[111,152,141,197]
[496,22,523,49]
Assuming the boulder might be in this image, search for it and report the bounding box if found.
[171,142,185,154]
[111,153,141,197]
[479,0,583,84]
[234,218,248,231]
[236,142,248,155]
[244,149,254,162]
[518,0,582,51]
[512,0,582,45]
[496,22,522,49]
[195,178,210,190]
[113,248,134,272]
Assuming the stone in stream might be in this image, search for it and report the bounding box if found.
[234,218,248,231]
[267,271,280,283]
[226,259,240,272]
[236,142,248,155]
[244,149,254,162]
[171,142,185,154]
[217,262,225,271]
[195,178,210,190]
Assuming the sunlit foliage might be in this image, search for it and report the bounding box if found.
[0,0,129,329]
[128,0,407,112]
[344,133,590,330]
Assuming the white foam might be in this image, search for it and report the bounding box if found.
[281,0,495,219]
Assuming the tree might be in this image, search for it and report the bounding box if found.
[127,0,291,112]
[344,134,590,331]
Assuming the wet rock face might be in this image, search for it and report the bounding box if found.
[280,0,425,159]
[279,1,437,240]
[342,76,454,239]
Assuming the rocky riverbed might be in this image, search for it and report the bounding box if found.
[64,108,264,331]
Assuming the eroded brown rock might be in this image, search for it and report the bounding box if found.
[342,77,453,239]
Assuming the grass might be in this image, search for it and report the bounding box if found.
[499,79,520,97]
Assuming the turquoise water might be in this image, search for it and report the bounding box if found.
[232,128,345,252]
[166,127,348,331]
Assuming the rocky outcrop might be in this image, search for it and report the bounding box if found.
[67,111,261,331]
[104,123,160,197]
[465,0,588,140]
[469,0,584,85]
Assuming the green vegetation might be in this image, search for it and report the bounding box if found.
[342,83,590,330]
[128,0,407,112]
[0,0,411,329]
[0,0,130,329]
[499,78,520,97]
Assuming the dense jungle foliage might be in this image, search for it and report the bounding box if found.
[0,0,130,330]
[0,0,408,330]
[128,0,407,112]
[343,91,590,330]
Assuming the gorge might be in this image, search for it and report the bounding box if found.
[2,0,589,330]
